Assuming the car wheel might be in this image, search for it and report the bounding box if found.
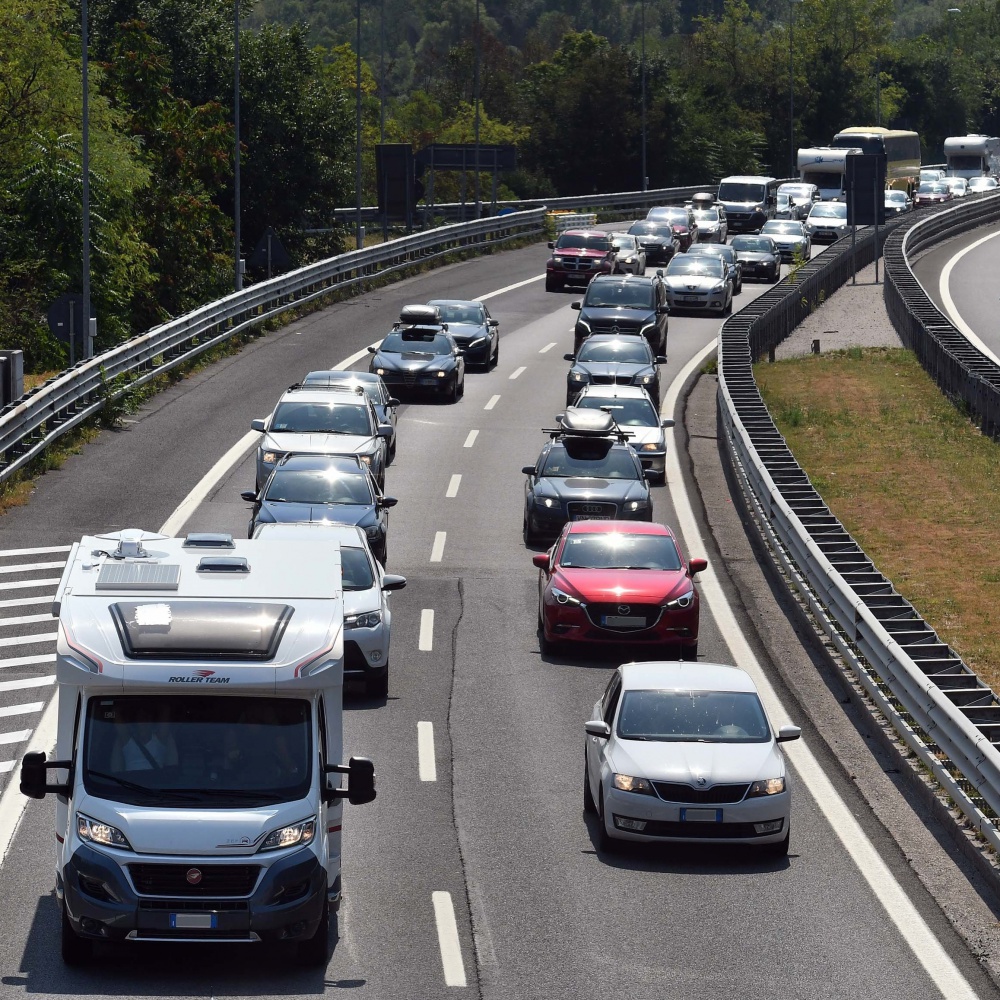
[545,275,561,292]
[61,905,93,966]
[584,754,597,815]
[459,375,466,398]
[297,902,331,966]
[724,295,733,315]
[736,279,743,294]
[597,790,618,853]
[523,513,538,547]
[491,342,499,369]
[681,641,699,661]
[539,630,558,656]
[771,270,781,284]
[366,664,389,699]
[448,377,460,404]
[762,828,790,859]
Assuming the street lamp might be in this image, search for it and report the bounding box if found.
[947,7,962,47]
[234,0,242,291]
[473,0,481,218]
[82,0,92,355]
[640,0,647,192]
[788,0,804,179]
[355,0,363,248]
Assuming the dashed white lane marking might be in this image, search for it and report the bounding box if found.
[664,338,980,1000]
[475,274,544,301]
[446,475,462,498]
[0,633,58,649]
[0,703,43,718]
[463,430,479,448]
[538,342,557,353]
[417,721,437,782]
[484,395,500,410]
[0,546,71,558]
[0,561,64,576]
[0,730,31,747]
[0,613,53,627]
[0,762,13,775]
[509,367,526,380]
[0,654,56,670]
[0,676,55,693]
[430,532,447,563]
[431,891,468,987]
[0,596,54,610]
[0,578,61,593]
[419,610,435,651]
[938,228,1000,366]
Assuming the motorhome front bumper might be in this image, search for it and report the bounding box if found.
[63,843,326,944]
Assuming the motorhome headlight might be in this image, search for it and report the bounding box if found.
[345,611,382,629]
[260,817,316,852]
[77,813,133,850]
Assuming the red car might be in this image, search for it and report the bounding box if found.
[913,182,953,207]
[533,520,707,659]
[546,229,617,291]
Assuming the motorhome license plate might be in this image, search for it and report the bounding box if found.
[171,913,216,930]
[680,808,722,823]
[603,616,645,628]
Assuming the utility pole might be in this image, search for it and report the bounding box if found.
[234,0,242,291]
[356,0,363,248]
[474,0,481,218]
[82,0,92,354]
[641,0,647,191]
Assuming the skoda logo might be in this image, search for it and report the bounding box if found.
[618,604,630,615]
[695,776,707,786]
[186,868,203,885]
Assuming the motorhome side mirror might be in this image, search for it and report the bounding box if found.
[20,751,71,799]
[661,417,676,429]
[532,553,549,570]
[521,466,536,476]
[347,756,376,804]
[688,557,708,576]
[776,725,801,743]
[250,419,266,432]
[380,496,399,508]
[240,490,258,503]
[585,720,612,740]
[571,301,582,311]
[382,574,407,591]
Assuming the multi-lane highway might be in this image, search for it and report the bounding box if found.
[0,238,998,998]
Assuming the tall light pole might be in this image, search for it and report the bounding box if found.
[641,0,647,191]
[788,0,803,179]
[234,0,242,291]
[82,0,92,355]
[947,7,962,48]
[473,0,481,218]
[356,0,363,248]
[379,0,385,143]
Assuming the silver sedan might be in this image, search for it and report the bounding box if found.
[760,220,812,262]
[610,233,647,275]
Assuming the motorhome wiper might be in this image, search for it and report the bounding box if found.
[170,788,289,802]
[86,770,200,801]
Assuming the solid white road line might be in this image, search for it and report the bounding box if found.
[463,430,479,448]
[0,561,65,576]
[663,339,980,1000]
[0,596,54,610]
[0,613,52,627]
[0,633,57,649]
[419,610,435,651]
[417,721,437,782]
[475,274,544,301]
[430,532,447,563]
[938,229,1000,367]
[538,342,557,354]
[431,891,468,987]
[0,546,72,558]
[0,703,43,719]
[0,731,31,747]
[484,395,500,410]
[509,367,526,380]
[0,676,54,693]
[446,475,462,498]
[0,578,61,593]
[0,654,56,670]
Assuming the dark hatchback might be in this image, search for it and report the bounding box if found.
[241,454,397,563]
[571,274,669,353]
[729,235,781,283]
[627,220,682,264]
[368,321,465,403]
[564,335,665,408]
[426,299,500,370]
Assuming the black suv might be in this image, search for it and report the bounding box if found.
[571,274,669,354]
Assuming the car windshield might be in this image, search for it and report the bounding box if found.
[918,183,948,195]
[302,375,384,405]
[692,209,719,222]
[539,443,639,480]
[555,234,611,251]
[342,546,376,590]
[617,689,771,743]
[688,246,734,262]
[559,532,681,570]
[380,331,453,355]
[779,185,811,198]
[809,204,847,219]
[577,340,651,364]
[885,192,907,203]
[265,468,373,505]
[611,235,638,251]
[271,402,372,435]
[762,222,802,235]
[629,222,675,237]
[430,302,484,325]
[666,257,723,277]
[647,208,688,224]
[731,237,776,252]
[574,396,659,427]
[718,182,766,202]
[777,194,790,206]
[583,284,653,309]
[83,696,311,807]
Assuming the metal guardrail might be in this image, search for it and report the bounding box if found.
[717,203,1000,853]
[0,209,546,486]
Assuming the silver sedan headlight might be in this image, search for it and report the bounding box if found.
[345,611,382,629]
[613,773,654,794]
[747,777,786,797]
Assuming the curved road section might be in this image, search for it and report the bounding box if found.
[0,244,995,997]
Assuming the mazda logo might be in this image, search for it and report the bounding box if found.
[617,605,630,615]
[186,868,203,885]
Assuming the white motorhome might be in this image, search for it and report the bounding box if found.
[20,529,375,965]
[797,146,862,201]
[943,135,1000,179]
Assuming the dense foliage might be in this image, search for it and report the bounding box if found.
[3,0,1000,371]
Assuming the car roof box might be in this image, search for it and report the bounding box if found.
[400,304,440,326]
[559,406,616,436]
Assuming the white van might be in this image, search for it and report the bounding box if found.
[21,529,375,965]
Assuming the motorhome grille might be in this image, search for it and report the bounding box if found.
[96,562,180,591]
[128,864,261,896]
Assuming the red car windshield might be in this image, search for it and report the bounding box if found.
[556,235,612,251]
[559,532,681,570]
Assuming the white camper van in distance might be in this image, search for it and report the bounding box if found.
[797,146,863,201]
[943,135,1000,179]
[20,529,375,965]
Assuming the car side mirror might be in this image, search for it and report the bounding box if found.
[585,720,611,740]
[240,490,258,502]
[377,424,393,438]
[657,305,669,314]
[776,725,801,743]
[521,465,536,476]
[380,496,399,508]
[571,301,582,311]
[488,318,499,327]
[367,345,377,354]
[656,355,668,365]
[563,353,576,361]
[688,557,708,576]
[382,574,407,591]
[547,241,555,249]
[251,418,266,432]
[387,397,400,408]
[532,553,549,570]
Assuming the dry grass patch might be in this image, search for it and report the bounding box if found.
[755,347,1000,689]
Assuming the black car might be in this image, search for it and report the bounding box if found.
[300,370,400,460]
[521,408,652,546]
[729,235,782,283]
[626,220,682,265]
[241,454,397,563]
[426,299,500,370]
[564,335,665,407]
[368,305,466,402]
[571,274,669,354]
[686,243,743,294]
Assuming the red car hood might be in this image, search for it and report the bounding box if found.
[555,567,690,603]
[554,248,606,259]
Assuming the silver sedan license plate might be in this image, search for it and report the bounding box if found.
[680,808,722,823]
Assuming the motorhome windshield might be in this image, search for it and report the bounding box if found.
[718,182,765,203]
[83,696,312,807]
